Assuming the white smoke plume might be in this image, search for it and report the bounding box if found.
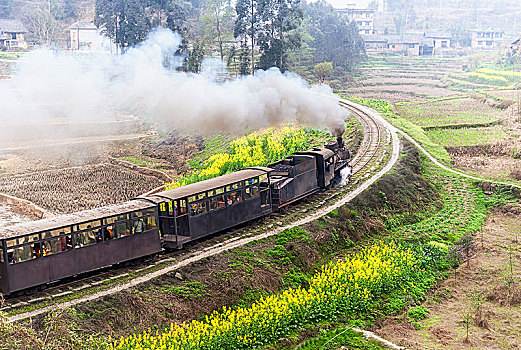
[0,28,347,141]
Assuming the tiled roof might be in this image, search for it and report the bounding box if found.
[0,19,27,33]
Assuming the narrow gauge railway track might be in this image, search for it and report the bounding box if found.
[3,99,400,322]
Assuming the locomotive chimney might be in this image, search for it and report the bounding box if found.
[337,137,344,149]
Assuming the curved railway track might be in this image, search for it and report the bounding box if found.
[3,98,401,322]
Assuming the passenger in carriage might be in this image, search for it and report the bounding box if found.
[133,219,145,233]
[95,228,103,242]
[41,242,50,256]
[32,243,41,258]
[103,226,113,241]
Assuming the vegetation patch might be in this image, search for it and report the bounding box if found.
[165,126,336,189]
[348,97,451,164]
[425,126,507,147]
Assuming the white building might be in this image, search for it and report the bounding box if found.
[424,31,451,49]
[336,3,376,35]
[471,29,504,49]
[69,21,114,52]
[0,19,28,51]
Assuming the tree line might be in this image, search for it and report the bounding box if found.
[93,0,366,74]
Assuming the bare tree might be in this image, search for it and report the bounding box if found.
[25,8,61,45]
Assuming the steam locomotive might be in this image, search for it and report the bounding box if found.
[0,137,350,295]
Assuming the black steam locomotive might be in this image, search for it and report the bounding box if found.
[0,138,350,295]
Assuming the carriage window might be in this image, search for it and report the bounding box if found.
[210,195,226,210]
[42,228,67,239]
[160,202,167,212]
[198,201,207,215]
[197,193,206,200]
[6,234,39,247]
[228,191,243,205]
[77,220,101,232]
[0,248,3,263]
[7,247,33,264]
[259,174,268,181]
[188,195,196,203]
[215,187,225,195]
[145,216,157,230]
[44,235,72,255]
[207,190,215,197]
[75,230,97,248]
[179,199,187,214]
[231,182,242,190]
[144,208,155,216]
[246,178,258,185]
[245,186,259,199]
[115,221,130,238]
[104,214,128,225]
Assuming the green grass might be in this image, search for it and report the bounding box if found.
[395,98,499,128]
[0,51,25,59]
[347,97,452,164]
[426,126,507,147]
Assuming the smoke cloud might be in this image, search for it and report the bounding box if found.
[0,28,347,143]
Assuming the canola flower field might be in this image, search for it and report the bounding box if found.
[165,126,331,190]
[466,68,521,87]
[112,240,446,350]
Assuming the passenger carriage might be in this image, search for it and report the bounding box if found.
[0,200,161,294]
[147,167,274,249]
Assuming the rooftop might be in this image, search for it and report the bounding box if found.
[0,19,27,33]
[69,21,98,30]
[150,167,273,202]
[0,199,154,240]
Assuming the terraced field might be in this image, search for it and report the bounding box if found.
[396,97,500,128]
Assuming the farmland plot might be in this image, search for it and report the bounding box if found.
[396,98,500,128]
[426,126,507,147]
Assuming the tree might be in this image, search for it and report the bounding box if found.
[200,0,235,69]
[234,0,260,75]
[302,0,366,71]
[186,38,205,72]
[313,61,332,83]
[0,0,13,18]
[238,40,251,75]
[256,0,303,72]
[50,0,80,20]
[25,8,61,45]
[94,0,192,53]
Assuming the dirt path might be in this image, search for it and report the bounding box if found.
[6,98,402,323]
[396,128,521,191]
[377,212,521,349]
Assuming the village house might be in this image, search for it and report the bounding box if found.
[364,35,387,50]
[424,31,451,49]
[386,35,421,56]
[336,3,376,35]
[471,28,504,49]
[69,21,114,52]
[0,19,28,51]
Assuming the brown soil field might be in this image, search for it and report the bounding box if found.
[486,89,520,101]
[375,210,521,350]
[0,163,163,214]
